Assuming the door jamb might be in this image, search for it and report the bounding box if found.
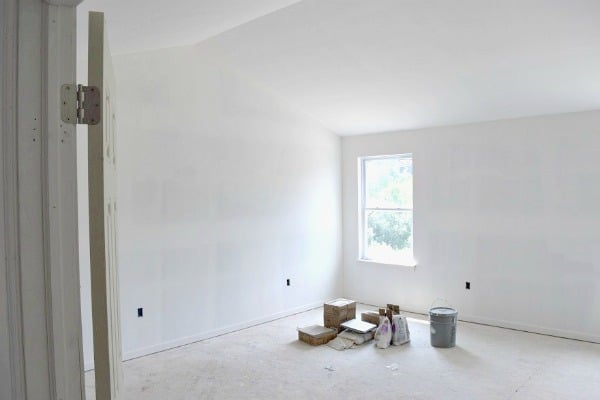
[1,0,27,397]
[2,0,85,398]
[43,2,86,398]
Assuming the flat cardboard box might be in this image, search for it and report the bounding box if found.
[297,325,337,346]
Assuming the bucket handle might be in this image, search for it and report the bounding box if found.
[429,297,454,311]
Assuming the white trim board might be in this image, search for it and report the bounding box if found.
[456,314,600,345]
[85,300,326,371]
[353,299,600,345]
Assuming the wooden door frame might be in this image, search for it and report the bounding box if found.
[1,0,26,398]
[87,12,124,399]
[1,0,85,398]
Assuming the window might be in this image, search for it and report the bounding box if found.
[359,154,414,266]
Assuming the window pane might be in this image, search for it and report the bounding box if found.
[365,156,412,209]
[365,210,412,263]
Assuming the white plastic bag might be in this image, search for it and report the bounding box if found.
[375,317,392,349]
[392,315,410,345]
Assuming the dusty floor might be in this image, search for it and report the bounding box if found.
[85,304,600,399]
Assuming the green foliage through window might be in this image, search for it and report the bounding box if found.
[367,211,412,251]
[361,155,413,264]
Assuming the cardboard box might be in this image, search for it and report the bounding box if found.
[324,298,356,332]
[387,304,401,314]
[361,311,381,325]
[297,325,337,346]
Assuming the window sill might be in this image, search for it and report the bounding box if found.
[357,258,417,269]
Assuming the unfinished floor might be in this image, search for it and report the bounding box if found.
[85,304,600,399]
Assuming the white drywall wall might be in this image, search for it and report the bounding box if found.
[342,110,600,343]
[78,44,342,366]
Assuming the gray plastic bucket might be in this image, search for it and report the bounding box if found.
[429,306,458,348]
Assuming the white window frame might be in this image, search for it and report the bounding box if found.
[358,153,415,267]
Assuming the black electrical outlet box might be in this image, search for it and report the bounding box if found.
[286,279,291,286]
[465,282,471,290]
[137,307,143,317]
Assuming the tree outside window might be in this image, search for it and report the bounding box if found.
[360,154,413,265]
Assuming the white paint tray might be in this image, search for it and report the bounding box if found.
[340,318,377,333]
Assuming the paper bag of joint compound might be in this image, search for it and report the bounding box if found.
[392,315,410,345]
[374,316,392,349]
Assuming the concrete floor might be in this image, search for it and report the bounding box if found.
[85,304,600,399]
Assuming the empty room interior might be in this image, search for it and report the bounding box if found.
[2,0,600,399]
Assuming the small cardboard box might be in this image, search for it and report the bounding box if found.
[387,304,401,314]
[361,311,381,325]
[324,298,357,332]
[298,325,337,346]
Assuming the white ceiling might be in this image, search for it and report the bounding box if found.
[76,0,301,54]
[196,0,600,135]
[78,0,600,136]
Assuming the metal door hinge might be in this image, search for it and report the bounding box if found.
[61,84,101,125]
